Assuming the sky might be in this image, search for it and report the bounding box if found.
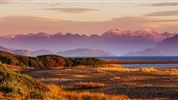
[0,0,178,35]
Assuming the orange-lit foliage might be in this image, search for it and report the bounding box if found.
[71,82,105,89]
[47,84,129,100]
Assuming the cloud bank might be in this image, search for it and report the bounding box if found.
[0,16,178,35]
[40,8,99,14]
[145,10,178,16]
[149,2,178,6]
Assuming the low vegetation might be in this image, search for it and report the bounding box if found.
[69,82,105,90]
[139,67,157,72]
[0,64,128,100]
[0,51,108,69]
[1,51,178,99]
[23,67,178,99]
[47,84,128,100]
[67,58,109,67]
[0,64,65,99]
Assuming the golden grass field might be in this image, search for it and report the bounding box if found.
[22,65,178,99]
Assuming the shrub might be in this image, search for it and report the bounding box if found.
[37,55,66,69]
[70,82,105,89]
[68,58,109,67]
[47,84,129,100]
[0,64,49,99]
[0,51,109,69]
[139,67,157,72]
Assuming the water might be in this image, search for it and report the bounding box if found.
[121,64,178,68]
[100,56,178,60]
[99,56,178,68]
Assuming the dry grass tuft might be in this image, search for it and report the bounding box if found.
[75,65,87,68]
[139,67,157,72]
[46,84,129,100]
[47,84,63,93]
[62,91,129,100]
[100,67,139,72]
[70,82,105,89]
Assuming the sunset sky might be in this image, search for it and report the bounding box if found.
[0,0,178,35]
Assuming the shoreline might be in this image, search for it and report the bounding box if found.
[108,60,178,64]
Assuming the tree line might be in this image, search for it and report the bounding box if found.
[0,51,108,69]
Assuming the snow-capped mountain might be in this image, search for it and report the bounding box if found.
[0,29,176,55]
[102,28,168,42]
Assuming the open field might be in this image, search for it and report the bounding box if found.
[22,66,178,99]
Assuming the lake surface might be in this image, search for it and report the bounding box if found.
[100,56,178,60]
[121,64,178,68]
[100,56,178,68]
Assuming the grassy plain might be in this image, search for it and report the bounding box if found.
[22,65,178,99]
[0,64,128,100]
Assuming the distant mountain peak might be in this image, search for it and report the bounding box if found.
[140,28,155,32]
[102,28,125,37]
[106,28,123,33]
[102,28,165,42]
[36,32,50,38]
[54,32,63,36]
[31,49,53,56]
[0,29,176,56]
[109,28,122,32]
[56,48,114,57]
[161,32,177,38]
[12,49,31,56]
[136,28,158,34]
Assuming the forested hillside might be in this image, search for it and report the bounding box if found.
[0,51,108,69]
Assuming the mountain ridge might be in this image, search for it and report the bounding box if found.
[0,29,176,55]
[0,45,114,57]
[56,48,114,57]
[124,34,178,56]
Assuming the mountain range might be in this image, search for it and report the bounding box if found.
[0,28,177,56]
[56,48,114,57]
[0,45,113,57]
[124,34,178,56]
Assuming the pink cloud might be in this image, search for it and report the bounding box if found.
[149,2,178,6]
[145,10,178,16]
[0,16,178,35]
[40,8,99,14]
[0,0,11,4]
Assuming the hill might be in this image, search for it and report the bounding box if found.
[0,51,108,69]
[124,48,162,56]
[0,51,66,69]
[0,64,128,100]
[0,45,32,56]
[0,45,113,57]
[56,48,114,57]
[0,64,64,99]
[31,49,53,56]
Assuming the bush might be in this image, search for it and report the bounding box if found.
[139,67,157,72]
[70,82,105,89]
[0,64,66,99]
[67,58,109,67]
[37,55,66,69]
[46,84,129,100]
[0,51,109,69]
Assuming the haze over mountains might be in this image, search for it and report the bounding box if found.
[0,46,113,57]
[0,28,177,56]
[156,34,178,56]
[57,48,114,57]
[124,34,178,56]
